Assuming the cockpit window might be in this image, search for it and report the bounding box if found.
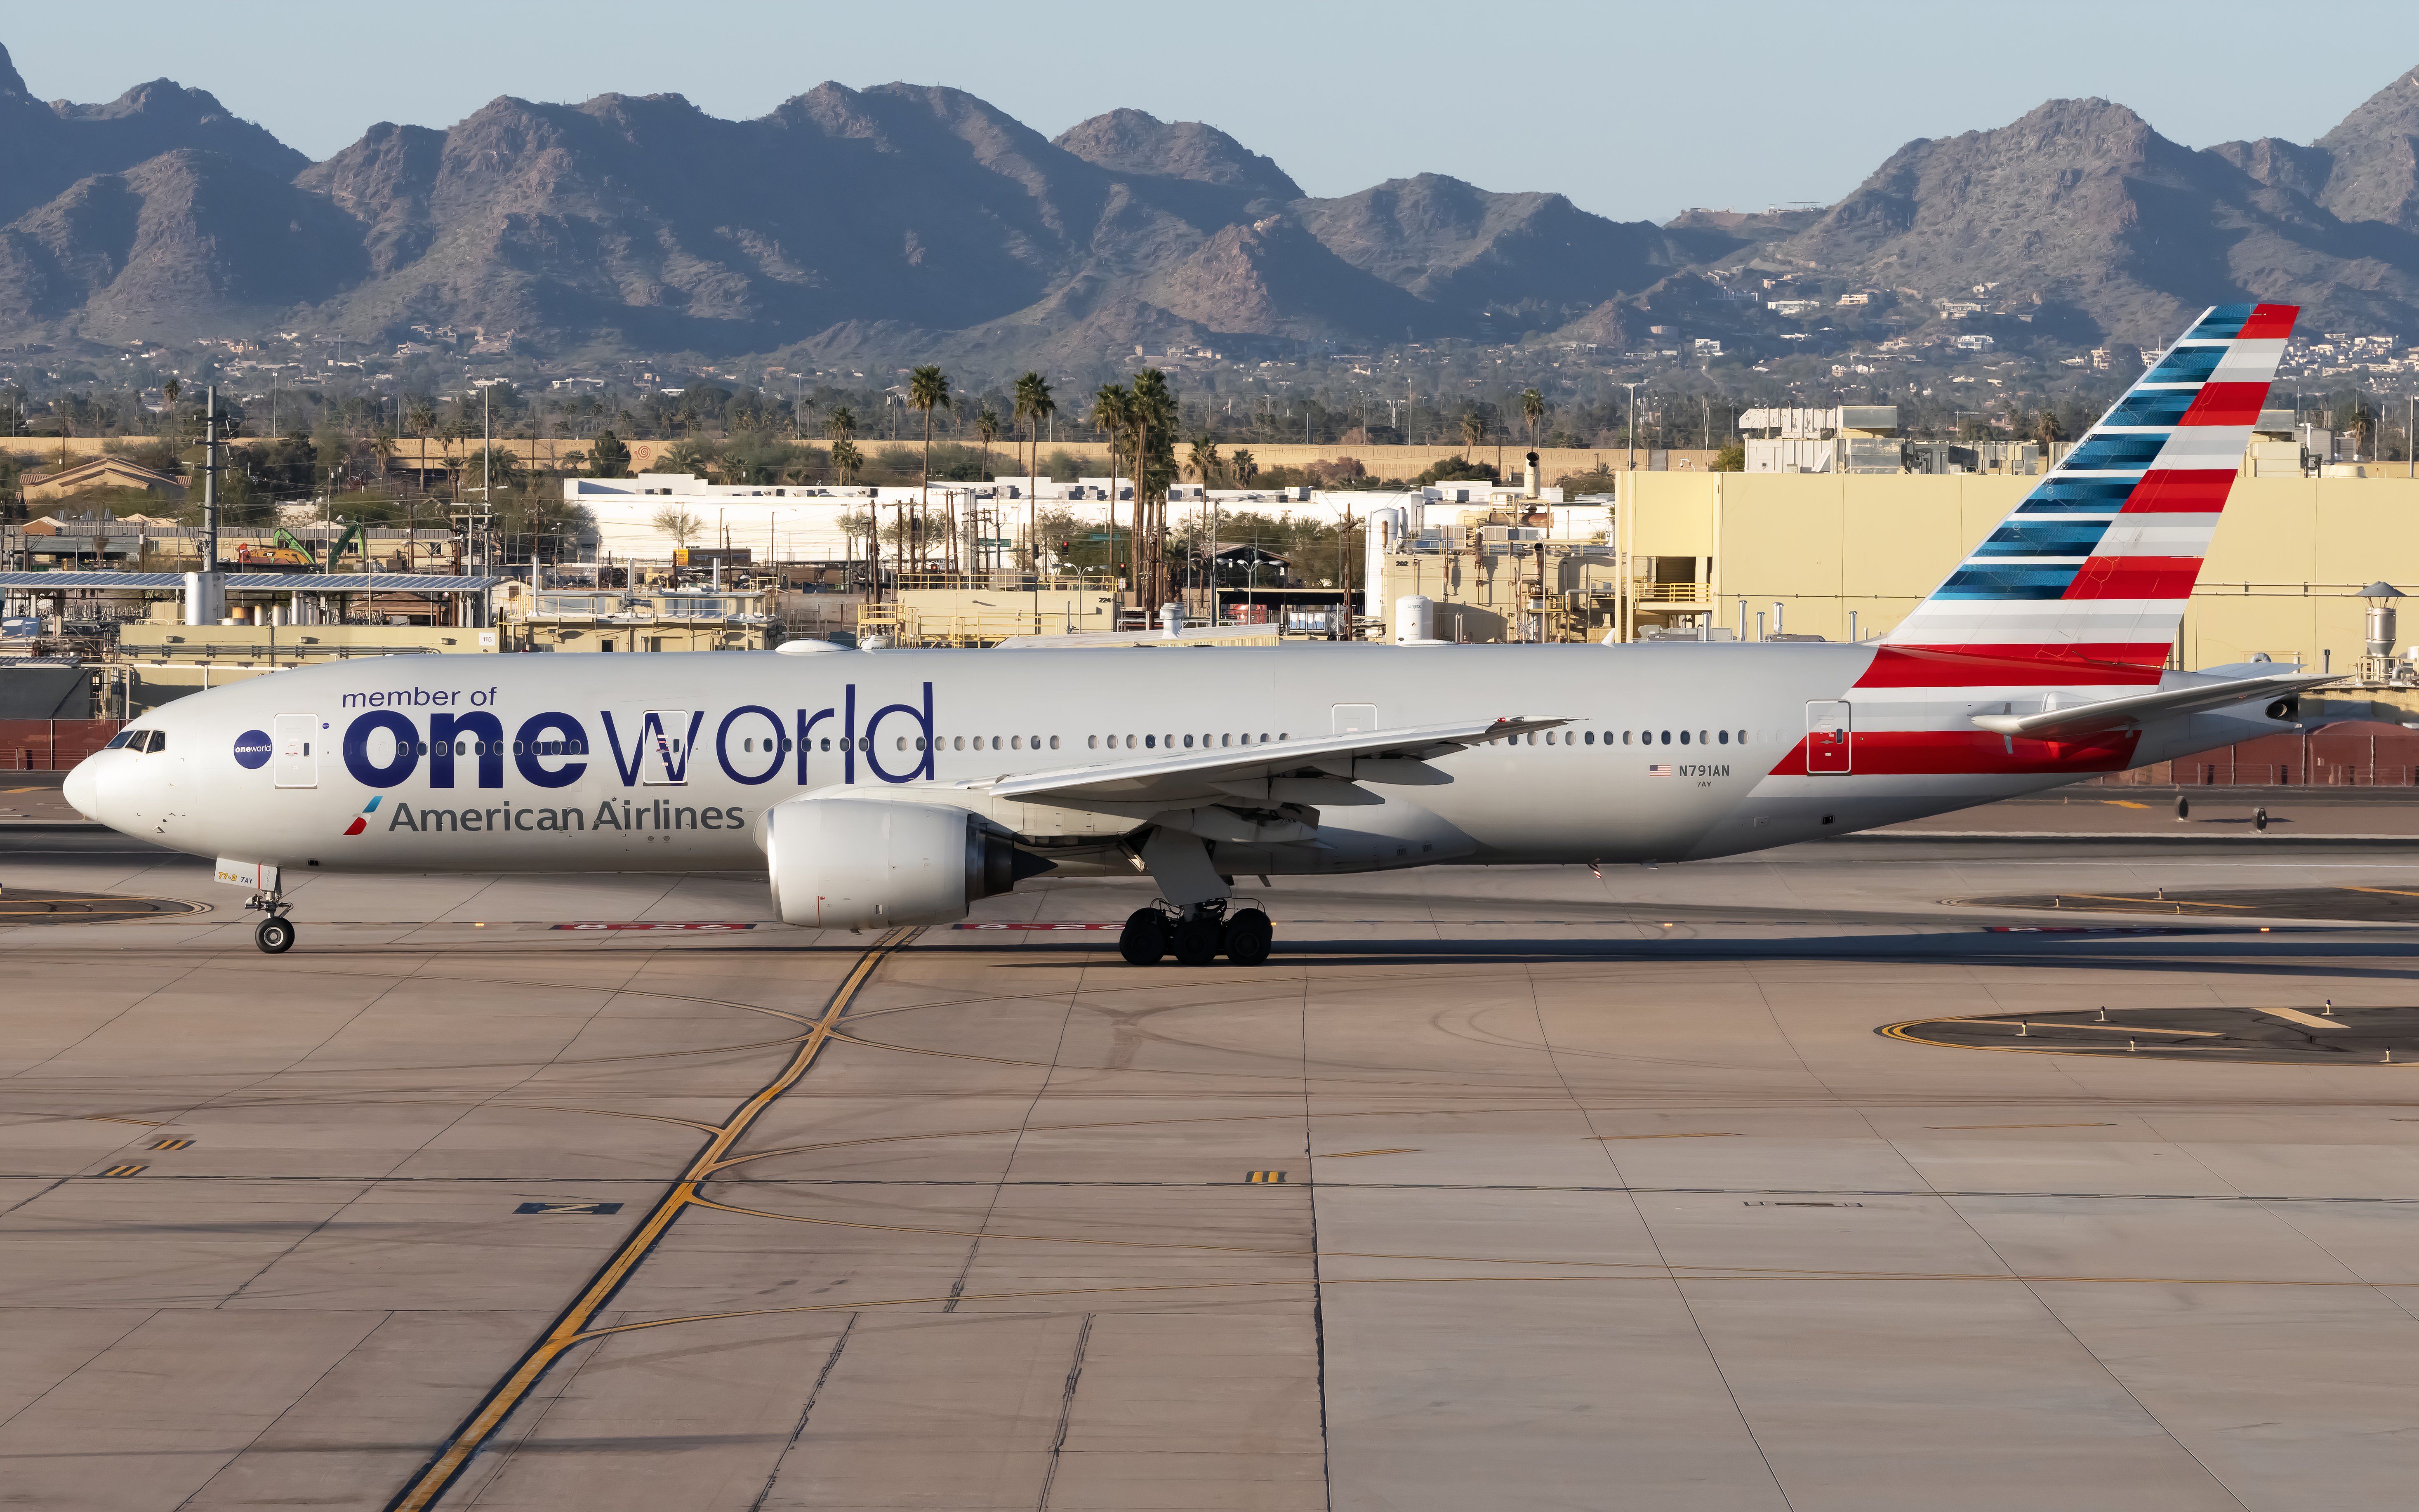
[145,731,167,752]
[104,732,134,750]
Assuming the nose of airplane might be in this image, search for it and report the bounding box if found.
[63,756,99,821]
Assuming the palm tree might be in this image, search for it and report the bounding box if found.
[975,406,1001,471]
[830,438,862,485]
[2034,409,2065,464]
[1128,369,1175,607]
[908,365,950,568]
[370,430,397,484]
[1460,410,1484,462]
[1522,389,1545,453]
[1232,448,1255,483]
[1188,434,1224,601]
[1013,372,1053,497]
[1090,384,1133,598]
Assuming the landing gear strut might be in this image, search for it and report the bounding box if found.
[246,888,297,954]
[1117,900,1273,967]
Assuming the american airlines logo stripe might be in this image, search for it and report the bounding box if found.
[1870,301,2295,680]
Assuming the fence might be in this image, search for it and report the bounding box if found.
[2,719,123,770]
[2089,721,2419,787]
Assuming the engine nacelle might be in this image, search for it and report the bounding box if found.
[762,798,1025,930]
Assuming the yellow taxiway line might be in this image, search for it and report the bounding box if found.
[384,926,917,1512]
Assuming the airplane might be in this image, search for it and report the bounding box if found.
[64,303,2328,964]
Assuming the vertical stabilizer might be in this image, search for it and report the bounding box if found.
[1882,304,2297,670]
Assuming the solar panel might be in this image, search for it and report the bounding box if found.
[0,572,499,592]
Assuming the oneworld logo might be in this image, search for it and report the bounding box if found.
[233,730,272,770]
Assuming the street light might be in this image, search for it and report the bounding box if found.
[1621,382,1641,471]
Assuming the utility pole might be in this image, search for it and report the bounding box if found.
[1622,382,1641,471]
[186,387,224,627]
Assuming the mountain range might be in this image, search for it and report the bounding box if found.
[3,41,2419,370]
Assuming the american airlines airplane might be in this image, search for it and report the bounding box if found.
[65,303,2325,964]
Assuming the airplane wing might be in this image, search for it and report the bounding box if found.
[986,716,1568,808]
[1969,672,2338,739]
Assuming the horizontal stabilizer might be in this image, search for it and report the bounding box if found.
[1968,673,2337,739]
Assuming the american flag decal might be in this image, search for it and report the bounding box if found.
[1646,764,1673,776]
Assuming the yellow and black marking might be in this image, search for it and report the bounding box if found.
[514,1201,624,1216]
[99,1164,145,1177]
[148,1138,193,1151]
[1882,1005,2419,1066]
[385,926,918,1512]
[1245,1171,1287,1184]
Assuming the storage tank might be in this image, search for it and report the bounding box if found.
[1394,595,1435,644]
[2362,582,2403,659]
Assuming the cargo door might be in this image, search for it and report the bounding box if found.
[1331,704,1377,735]
[272,714,318,788]
[1805,700,1852,775]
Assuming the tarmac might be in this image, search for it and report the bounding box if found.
[7,800,2419,1510]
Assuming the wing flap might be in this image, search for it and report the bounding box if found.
[987,716,1566,807]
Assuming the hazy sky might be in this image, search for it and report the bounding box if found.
[7,2,2412,224]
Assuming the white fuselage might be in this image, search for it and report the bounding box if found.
[67,641,2285,879]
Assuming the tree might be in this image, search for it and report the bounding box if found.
[1186,434,1223,491]
[830,438,862,484]
[2033,410,2065,460]
[1460,410,1484,460]
[652,437,714,476]
[1090,383,1133,591]
[370,431,397,481]
[1013,372,1054,495]
[651,504,704,549]
[908,365,951,565]
[1522,388,1546,451]
[462,445,523,498]
[587,430,631,478]
[1127,369,1177,606]
[1232,447,1256,483]
[975,407,1001,467]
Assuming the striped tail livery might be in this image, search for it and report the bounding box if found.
[1881,302,2297,681]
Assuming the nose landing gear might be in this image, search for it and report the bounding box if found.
[245,886,297,954]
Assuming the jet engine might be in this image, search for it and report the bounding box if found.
[761,798,1039,930]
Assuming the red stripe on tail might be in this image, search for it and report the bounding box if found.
[2237,304,2299,340]
[2123,469,2238,513]
[1855,645,2169,688]
[2179,383,2268,426]
[2064,557,2205,601]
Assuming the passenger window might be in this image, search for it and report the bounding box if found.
[1146,735,1157,748]
[1660,731,1671,745]
[1621,731,1631,746]
[1183,735,1194,748]
[1718,730,1729,744]
[1050,735,1060,750]
[1584,731,1595,744]
[1012,736,1022,750]
[1088,735,1098,749]
[820,738,831,751]
[1738,730,1748,744]
[1680,731,1690,745]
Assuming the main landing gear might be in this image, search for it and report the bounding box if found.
[246,888,297,954]
[1119,900,1274,967]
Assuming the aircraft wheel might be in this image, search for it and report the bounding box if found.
[1222,908,1273,966]
[1119,908,1168,965]
[255,916,297,954]
[1172,916,1222,966]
